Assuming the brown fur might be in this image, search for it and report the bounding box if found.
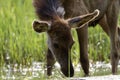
[32,0,120,77]
[61,0,120,76]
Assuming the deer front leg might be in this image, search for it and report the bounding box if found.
[76,25,89,76]
[47,49,56,76]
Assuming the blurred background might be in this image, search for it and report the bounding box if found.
[0,0,119,79]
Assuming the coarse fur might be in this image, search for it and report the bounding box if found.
[33,0,64,21]
[32,0,120,77]
[61,0,120,76]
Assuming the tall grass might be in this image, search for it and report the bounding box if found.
[0,0,116,68]
[0,0,47,66]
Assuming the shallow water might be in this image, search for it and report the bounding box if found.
[1,61,120,80]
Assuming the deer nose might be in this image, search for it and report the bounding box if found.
[61,63,74,77]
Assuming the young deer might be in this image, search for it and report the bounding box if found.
[32,0,100,77]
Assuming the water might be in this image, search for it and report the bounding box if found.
[1,62,44,80]
[1,61,120,80]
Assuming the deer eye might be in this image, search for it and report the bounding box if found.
[53,43,59,49]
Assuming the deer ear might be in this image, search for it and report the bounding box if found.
[67,9,100,28]
[32,20,50,33]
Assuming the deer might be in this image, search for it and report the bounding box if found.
[32,0,120,77]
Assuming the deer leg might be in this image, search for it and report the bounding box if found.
[99,15,120,58]
[47,49,56,76]
[106,2,119,74]
[76,25,89,76]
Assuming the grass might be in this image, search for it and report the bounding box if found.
[0,0,47,65]
[0,0,119,79]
